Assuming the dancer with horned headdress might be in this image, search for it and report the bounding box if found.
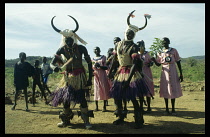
[108,10,151,129]
[48,15,93,129]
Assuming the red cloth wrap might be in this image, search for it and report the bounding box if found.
[131,53,140,60]
[112,51,117,55]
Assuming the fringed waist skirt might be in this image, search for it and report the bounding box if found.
[48,68,90,107]
[109,66,150,100]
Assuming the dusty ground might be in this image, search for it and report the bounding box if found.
[5,80,205,134]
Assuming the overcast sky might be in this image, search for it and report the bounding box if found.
[5,3,205,60]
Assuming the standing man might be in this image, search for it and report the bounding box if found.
[11,52,34,111]
[108,10,151,129]
[48,15,93,129]
[41,56,52,94]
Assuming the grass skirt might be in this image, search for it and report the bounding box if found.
[110,67,150,100]
[48,68,90,108]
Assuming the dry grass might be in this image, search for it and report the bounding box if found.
[5,79,205,134]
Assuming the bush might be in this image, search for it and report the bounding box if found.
[186,57,198,67]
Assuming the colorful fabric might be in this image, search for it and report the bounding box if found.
[156,47,182,99]
[109,42,150,100]
[116,41,133,66]
[92,55,111,100]
[109,66,149,100]
[49,67,89,107]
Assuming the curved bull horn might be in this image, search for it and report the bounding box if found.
[127,10,136,26]
[139,16,147,30]
[51,16,61,33]
[68,15,79,33]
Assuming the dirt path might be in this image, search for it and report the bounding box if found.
[5,90,205,134]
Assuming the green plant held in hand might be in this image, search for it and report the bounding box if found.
[149,38,164,58]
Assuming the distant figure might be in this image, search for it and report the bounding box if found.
[151,37,183,116]
[11,52,34,111]
[92,46,111,112]
[41,57,52,94]
[32,60,48,106]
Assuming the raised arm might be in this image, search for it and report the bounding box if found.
[50,48,64,72]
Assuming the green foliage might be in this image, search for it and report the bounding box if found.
[181,60,205,82]
[149,60,205,82]
[5,67,15,93]
[148,38,163,58]
[5,55,205,93]
[150,64,162,79]
[186,57,198,67]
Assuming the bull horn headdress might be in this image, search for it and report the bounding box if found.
[126,10,151,32]
[51,15,87,45]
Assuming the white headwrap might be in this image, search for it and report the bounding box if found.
[127,24,139,33]
[59,29,88,47]
[124,24,139,41]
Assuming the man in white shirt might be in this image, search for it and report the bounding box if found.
[41,57,52,94]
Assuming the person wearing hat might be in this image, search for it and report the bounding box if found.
[48,15,93,129]
[108,10,151,129]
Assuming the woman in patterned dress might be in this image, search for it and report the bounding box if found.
[152,37,183,115]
